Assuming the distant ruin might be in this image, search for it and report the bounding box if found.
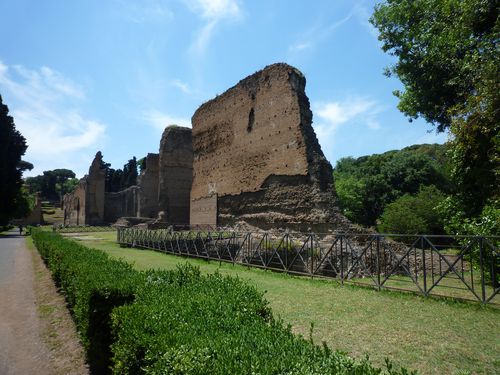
[63,63,355,232]
[63,151,106,226]
[63,127,193,226]
[190,63,349,231]
[158,126,193,225]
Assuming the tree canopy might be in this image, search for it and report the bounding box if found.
[0,95,31,225]
[26,168,76,200]
[370,0,498,131]
[333,143,451,227]
[371,0,499,229]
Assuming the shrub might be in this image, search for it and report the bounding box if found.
[32,229,414,374]
[31,229,143,373]
[378,185,446,235]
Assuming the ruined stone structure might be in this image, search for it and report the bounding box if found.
[104,186,140,222]
[158,126,193,225]
[137,153,159,218]
[190,63,349,231]
[63,152,106,226]
[63,127,193,226]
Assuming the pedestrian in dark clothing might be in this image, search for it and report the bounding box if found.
[18,225,23,236]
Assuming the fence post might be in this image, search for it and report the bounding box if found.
[340,235,344,285]
[479,236,486,303]
[376,235,381,291]
[422,236,427,296]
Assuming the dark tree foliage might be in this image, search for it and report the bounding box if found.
[378,185,446,235]
[333,143,450,226]
[371,0,499,221]
[102,157,137,192]
[26,168,76,200]
[121,157,138,189]
[0,95,30,225]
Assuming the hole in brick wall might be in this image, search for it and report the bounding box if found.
[247,108,255,132]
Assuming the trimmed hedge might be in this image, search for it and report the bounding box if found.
[32,230,143,373]
[32,229,414,374]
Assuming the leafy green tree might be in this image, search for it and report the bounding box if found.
[378,185,446,235]
[333,144,451,226]
[371,0,499,223]
[26,168,76,200]
[0,95,31,225]
[121,157,138,189]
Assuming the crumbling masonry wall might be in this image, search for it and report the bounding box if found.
[104,186,140,222]
[63,152,106,226]
[191,63,350,231]
[158,126,193,225]
[137,153,159,218]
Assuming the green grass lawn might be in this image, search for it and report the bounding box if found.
[67,232,499,375]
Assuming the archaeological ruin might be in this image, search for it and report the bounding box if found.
[63,63,357,233]
[63,127,193,227]
[190,63,351,232]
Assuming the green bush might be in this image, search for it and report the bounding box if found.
[32,229,414,374]
[378,185,446,235]
[32,229,143,373]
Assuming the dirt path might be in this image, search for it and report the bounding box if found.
[0,229,88,375]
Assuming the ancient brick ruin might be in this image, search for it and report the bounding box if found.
[63,63,355,233]
[63,127,193,226]
[63,152,106,226]
[190,63,349,231]
[137,153,159,218]
[158,126,193,225]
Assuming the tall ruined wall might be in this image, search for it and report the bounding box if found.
[137,153,159,218]
[63,180,86,225]
[84,152,106,225]
[104,186,140,222]
[191,63,347,231]
[62,151,106,226]
[158,126,193,225]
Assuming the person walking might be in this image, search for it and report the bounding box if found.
[18,225,23,236]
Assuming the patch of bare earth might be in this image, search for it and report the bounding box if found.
[27,238,89,375]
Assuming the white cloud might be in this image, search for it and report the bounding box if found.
[313,97,382,149]
[170,79,192,94]
[143,109,191,131]
[288,13,352,56]
[184,0,242,56]
[184,0,240,20]
[0,61,106,177]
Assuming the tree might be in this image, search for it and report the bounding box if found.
[25,168,76,200]
[378,185,446,235]
[0,95,31,225]
[371,0,499,223]
[121,157,138,189]
[333,144,451,226]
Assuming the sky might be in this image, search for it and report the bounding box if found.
[0,0,448,178]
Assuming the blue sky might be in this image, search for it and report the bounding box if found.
[0,0,447,178]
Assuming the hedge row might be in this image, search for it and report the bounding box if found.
[32,229,414,374]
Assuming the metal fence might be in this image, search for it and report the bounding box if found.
[54,225,117,233]
[117,228,499,305]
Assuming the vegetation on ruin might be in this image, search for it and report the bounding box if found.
[32,229,414,374]
[0,95,33,225]
[370,0,499,235]
[68,231,499,375]
[102,155,139,193]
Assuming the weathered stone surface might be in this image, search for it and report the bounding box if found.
[63,151,106,226]
[104,186,140,222]
[137,153,159,218]
[158,126,193,225]
[190,63,347,231]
